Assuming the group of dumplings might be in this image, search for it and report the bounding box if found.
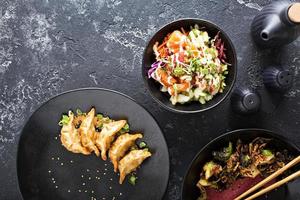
[59,108,151,184]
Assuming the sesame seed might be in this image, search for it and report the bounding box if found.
[78,190,81,193]
[68,190,70,193]
[85,190,87,193]
[104,163,107,166]
[91,190,94,193]
[57,157,60,160]
[81,175,84,178]
[54,137,58,140]
[70,160,73,163]
[53,181,56,183]
[109,186,112,190]
[119,193,122,196]
[48,170,51,173]
[51,157,54,160]
[86,169,90,172]
[88,177,91,180]
[96,170,99,173]
[82,183,85,186]
[61,163,64,166]
[110,178,113,181]
[55,186,58,188]
[104,168,107,171]
[103,173,106,175]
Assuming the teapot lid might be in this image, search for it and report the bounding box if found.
[288,3,300,23]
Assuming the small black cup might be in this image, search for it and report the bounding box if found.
[231,87,261,114]
[263,67,293,92]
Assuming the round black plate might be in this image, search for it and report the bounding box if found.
[17,88,169,200]
[182,129,300,200]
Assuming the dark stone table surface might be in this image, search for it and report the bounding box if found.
[0,0,299,199]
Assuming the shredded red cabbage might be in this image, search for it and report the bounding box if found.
[215,33,227,63]
[148,61,163,78]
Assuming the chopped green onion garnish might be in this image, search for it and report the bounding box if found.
[139,141,147,149]
[173,66,185,77]
[76,109,83,115]
[118,123,129,134]
[128,174,137,185]
[58,115,70,126]
[96,114,103,119]
[187,50,192,56]
[122,123,129,131]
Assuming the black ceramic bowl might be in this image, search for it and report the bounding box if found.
[142,18,237,113]
[182,129,300,200]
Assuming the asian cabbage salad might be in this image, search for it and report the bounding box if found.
[148,25,230,105]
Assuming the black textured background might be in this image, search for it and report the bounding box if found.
[0,0,299,199]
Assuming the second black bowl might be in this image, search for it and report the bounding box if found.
[142,18,237,113]
[182,129,300,200]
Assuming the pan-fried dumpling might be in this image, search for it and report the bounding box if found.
[60,111,91,155]
[79,108,100,156]
[95,120,126,160]
[118,149,151,184]
[109,133,143,172]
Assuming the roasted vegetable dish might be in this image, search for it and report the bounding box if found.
[197,137,294,200]
[148,25,229,105]
[59,108,151,185]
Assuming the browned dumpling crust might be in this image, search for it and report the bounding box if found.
[79,108,100,156]
[95,120,127,160]
[60,111,91,155]
[59,108,152,185]
[109,133,143,172]
[118,149,152,184]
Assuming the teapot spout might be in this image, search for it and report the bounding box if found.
[251,1,299,47]
[260,18,281,41]
[260,30,270,41]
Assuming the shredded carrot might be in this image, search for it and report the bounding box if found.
[158,33,172,50]
[158,40,168,50]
